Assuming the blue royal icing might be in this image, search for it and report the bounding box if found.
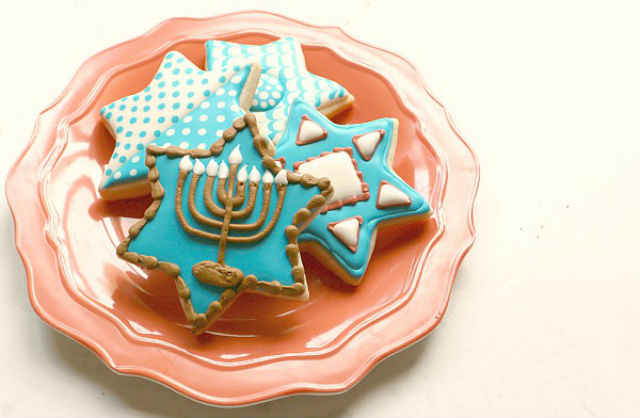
[123,94,324,324]
[205,37,351,141]
[273,99,432,282]
[109,62,257,192]
[100,52,257,192]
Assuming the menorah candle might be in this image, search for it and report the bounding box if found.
[204,160,225,218]
[179,155,193,172]
[226,165,260,219]
[249,167,261,183]
[174,156,228,245]
[216,161,231,203]
[275,169,289,185]
[206,160,218,177]
[229,145,243,165]
[218,147,242,263]
[237,165,248,183]
[218,161,229,179]
[233,165,249,206]
[193,159,205,176]
[262,170,274,184]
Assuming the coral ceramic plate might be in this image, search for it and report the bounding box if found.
[6,11,478,406]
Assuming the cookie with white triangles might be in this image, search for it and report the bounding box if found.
[205,36,354,143]
[98,51,260,200]
[274,99,432,285]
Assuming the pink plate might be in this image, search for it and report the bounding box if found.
[6,11,479,406]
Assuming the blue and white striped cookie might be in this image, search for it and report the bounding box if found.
[99,52,260,200]
[205,37,354,142]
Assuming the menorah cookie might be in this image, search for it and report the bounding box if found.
[274,99,432,285]
[206,37,354,142]
[98,51,260,200]
[117,93,333,333]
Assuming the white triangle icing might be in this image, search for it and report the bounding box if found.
[378,183,411,207]
[353,131,382,159]
[330,217,361,251]
[297,118,326,144]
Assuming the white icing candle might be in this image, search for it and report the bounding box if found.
[229,145,243,164]
[249,166,261,183]
[237,165,248,183]
[179,156,193,172]
[193,159,205,176]
[275,169,288,185]
[262,170,274,184]
[218,161,229,179]
[206,160,218,177]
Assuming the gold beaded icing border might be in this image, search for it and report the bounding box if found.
[116,113,334,334]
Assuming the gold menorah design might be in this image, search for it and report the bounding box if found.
[174,145,289,288]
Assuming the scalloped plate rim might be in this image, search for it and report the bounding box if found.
[5,10,479,406]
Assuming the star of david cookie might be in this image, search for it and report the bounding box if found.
[205,37,354,142]
[117,96,333,333]
[98,51,260,200]
[274,99,432,285]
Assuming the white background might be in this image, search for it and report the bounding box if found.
[1,1,639,417]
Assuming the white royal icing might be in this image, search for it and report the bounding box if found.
[275,169,289,185]
[179,156,193,172]
[262,170,274,184]
[229,145,243,164]
[193,159,205,176]
[378,183,411,207]
[218,161,229,179]
[353,131,383,160]
[249,166,261,183]
[297,152,362,204]
[206,160,218,177]
[297,118,326,144]
[330,217,361,251]
[237,165,248,182]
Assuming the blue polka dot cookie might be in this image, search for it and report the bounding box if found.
[99,52,260,200]
[114,67,261,188]
[251,73,285,111]
[205,37,354,142]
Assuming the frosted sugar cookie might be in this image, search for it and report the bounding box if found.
[205,37,354,142]
[274,99,432,285]
[117,93,333,333]
[99,52,260,200]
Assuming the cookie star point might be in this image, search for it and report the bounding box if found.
[275,99,432,284]
[100,59,261,199]
[98,52,261,200]
[205,36,353,140]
